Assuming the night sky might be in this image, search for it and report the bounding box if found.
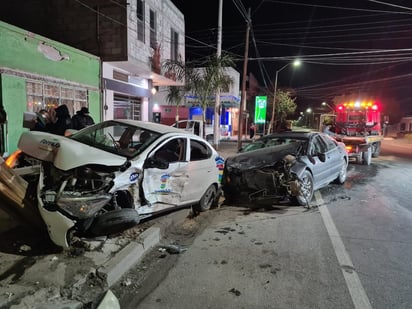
[170,0,412,119]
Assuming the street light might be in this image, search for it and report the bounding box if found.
[306,108,314,128]
[267,59,301,134]
[322,101,334,113]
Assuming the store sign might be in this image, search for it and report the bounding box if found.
[254,96,267,124]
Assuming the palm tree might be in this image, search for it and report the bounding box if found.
[162,53,235,141]
[166,86,185,126]
[190,54,234,125]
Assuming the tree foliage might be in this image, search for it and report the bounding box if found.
[271,90,297,131]
[162,53,235,137]
[165,86,185,125]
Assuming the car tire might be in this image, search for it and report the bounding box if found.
[334,159,347,184]
[362,147,372,165]
[291,170,314,206]
[206,134,214,143]
[195,185,217,212]
[89,208,140,237]
[371,142,381,158]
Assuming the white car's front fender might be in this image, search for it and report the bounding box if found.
[37,168,74,249]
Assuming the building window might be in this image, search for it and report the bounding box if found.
[113,94,141,120]
[137,0,145,42]
[26,81,88,116]
[171,29,179,61]
[150,9,157,49]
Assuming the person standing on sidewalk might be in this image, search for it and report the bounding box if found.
[249,122,256,139]
[72,107,94,130]
[48,104,73,136]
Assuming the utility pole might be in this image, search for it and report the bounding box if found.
[237,8,251,151]
[213,0,223,150]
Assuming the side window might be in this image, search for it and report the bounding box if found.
[310,135,327,155]
[321,134,337,152]
[190,139,211,161]
[136,0,145,42]
[155,138,185,163]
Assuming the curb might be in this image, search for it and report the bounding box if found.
[0,210,189,308]
[94,207,190,288]
[96,227,161,287]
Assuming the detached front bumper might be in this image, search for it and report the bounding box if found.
[222,168,292,204]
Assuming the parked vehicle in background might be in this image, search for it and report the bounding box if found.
[4,120,224,249]
[398,115,412,135]
[172,120,213,142]
[319,100,383,165]
[222,131,348,207]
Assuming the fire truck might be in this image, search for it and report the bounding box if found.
[320,100,384,165]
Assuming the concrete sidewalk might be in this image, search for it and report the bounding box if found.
[0,208,191,308]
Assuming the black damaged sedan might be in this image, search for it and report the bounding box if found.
[222,131,348,206]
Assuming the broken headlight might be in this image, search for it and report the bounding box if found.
[41,163,116,219]
[55,192,112,219]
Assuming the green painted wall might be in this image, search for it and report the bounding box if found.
[0,20,101,154]
[88,90,101,123]
[1,75,28,153]
[0,21,100,87]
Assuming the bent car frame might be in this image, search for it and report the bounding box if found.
[222,131,348,207]
[12,120,224,249]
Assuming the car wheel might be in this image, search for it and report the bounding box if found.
[291,170,314,206]
[371,142,381,158]
[66,228,78,247]
[206,134,214,143]
[362,147,372,165]
[89,208,140,237]
[196,185,217,212]
[334,159,347,184]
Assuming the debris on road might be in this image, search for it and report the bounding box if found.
[229,288,241,296]
[159,244,187,254]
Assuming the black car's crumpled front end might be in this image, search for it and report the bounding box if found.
[222,142,303,204]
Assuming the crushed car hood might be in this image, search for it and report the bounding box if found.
[18,131,127,170]
[226,142,301,170]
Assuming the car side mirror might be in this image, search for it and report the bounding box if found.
[317,152,326,162]
[143,156,169,169]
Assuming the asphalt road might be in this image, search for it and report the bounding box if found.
[114,138,412,309]
[1,137,411,308]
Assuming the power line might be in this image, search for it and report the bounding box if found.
[265,0,412,15]
[367,0,412,11]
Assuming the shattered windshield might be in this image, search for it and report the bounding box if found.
[241,136,308,153]
[69,121,161,158]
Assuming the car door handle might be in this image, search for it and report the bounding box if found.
[170,173,188,177]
